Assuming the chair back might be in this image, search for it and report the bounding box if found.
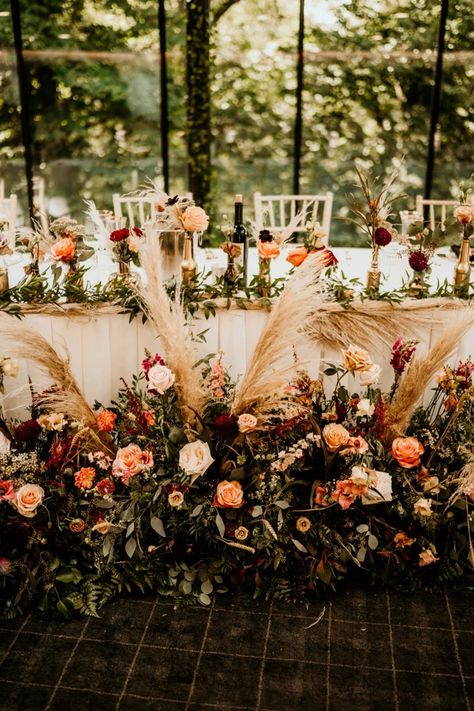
[253,192,333,241]
[414,196,471,230]
[0,194,18,248]
[113,193,162,227]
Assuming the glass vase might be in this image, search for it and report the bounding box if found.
[366,245,380,295]
[454,237,471,299]
[257,257,271,297]
[154,229,187,282]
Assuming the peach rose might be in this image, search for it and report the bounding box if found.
[419,548,438,566]
[341,345,373,372]
[180,206,209,233]
[394,532,415,548]
[50,237,76,262]
[238,413,258,433]
[391,437,424,468]
[235,525,249,541]
[296,516,311,533]
[286,246,308,267]
[214,480,244,508]
[92,520,111,535]
[97,410,117,432]
[322,423,351,452]
[168,490,184,507]
[74,467,96,490]
[112,444,152,484]
[12,483,44,518]
[258,240,280,259]
[413,497,432,517]
[454,204,474,224]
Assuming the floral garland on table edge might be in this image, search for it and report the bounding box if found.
[0,337,473,618]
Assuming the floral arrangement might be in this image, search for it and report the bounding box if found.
[48,218,94,275]
[153,193,209,235]
[286,221,337,269]
[109,226,143,266]
[0,333,473,618]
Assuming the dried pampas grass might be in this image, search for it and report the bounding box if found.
[307,297,474,355]
[137,236,206,428]
[386,312,474,441]
[231,251,329,419]
[0,313,112,452]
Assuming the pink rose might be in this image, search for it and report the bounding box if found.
[0,479,15,502]
[180,206,209,233]
[237,413,258,433]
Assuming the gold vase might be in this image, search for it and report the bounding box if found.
[366,245,380,296]
[257,258,271,297]
[0,266,9,293]
[408,271,429,299]
[454,237,471,299]
[181,233,196,284]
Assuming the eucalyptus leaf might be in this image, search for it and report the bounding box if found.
[125,536,137,558]
[215,512,225,538]
[150,516,166,537]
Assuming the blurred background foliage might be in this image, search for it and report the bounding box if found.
[0,0,472,244]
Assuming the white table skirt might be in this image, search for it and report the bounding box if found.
[1,247,473,419]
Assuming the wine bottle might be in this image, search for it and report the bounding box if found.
[232,194,248,288]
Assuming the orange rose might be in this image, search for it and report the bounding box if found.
[391,437,424,468]
[214,480,244,509]
[180,206,209,233]
[322,423,351,452]
[50,237,76,262]
[97,410,116,432]
[258,240,280,259]
[286,246,308,267]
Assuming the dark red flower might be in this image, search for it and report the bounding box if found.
[132,227,143,237]
[409,250,429,272]
[15,419,41,444]
[225,523,237,538]
[259,229,273,243]
[390,337,417,374]
[456,360,474,390]
[374,227,392,246]
[142,353,165,377]
[96,478,115,496]
[109,228,130,242]
[213,413,237,436]
[46,438,72,469]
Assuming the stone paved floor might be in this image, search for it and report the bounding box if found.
[0,585,472,711]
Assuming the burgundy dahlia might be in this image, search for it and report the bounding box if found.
[409,251,429,272]
[15,419,41,444]
[213,413,237,436]
[374,227,392,247]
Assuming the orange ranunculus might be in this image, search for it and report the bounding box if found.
[50,237,76,262]
[322,423,351,452]
[286,246,308,267]
[74,467,96,490]
[391,437,424,468]
[97,410,117,432]
[258,240,280,260]
[214,480,244,508]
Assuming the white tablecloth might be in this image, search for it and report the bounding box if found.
[1,246,472,419]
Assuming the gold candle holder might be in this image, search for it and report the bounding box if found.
[0,266,9,293]
[181,233,196,284]
[366,244,380,296]
[454,237,471,299]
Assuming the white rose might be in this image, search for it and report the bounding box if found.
[350,465,369,486]
[2,358,19,377]
[359,364,382,386]
[0,431,11,454]
[357,398,375,417]
[362,471,393,504]
[179,440,214,482]
[147,364,176,394]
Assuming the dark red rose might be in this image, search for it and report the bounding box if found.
[15,419,41,444]
[409,251,429,272]
[110,228,130,242]
[374,227,392,246]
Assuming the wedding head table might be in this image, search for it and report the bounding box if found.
[1,243,472,420]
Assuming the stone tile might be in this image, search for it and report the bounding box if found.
[392,626,459,676]
[86,597,153,644]
[0,680,52,711]
[389,590,449,629]
[328,666,395,711]
[121,697,186,711]
[60,639,136,694]
[266,614,328,664]
[204,609,267,657]
[0,633,76,686]
[50,687,118,710]
[330,585,388,624]
[126,646,198,701]
[260,659,326,711]
[191,653,260,707]
[143,605,208,651]
[396,671,468,711]
[330,620,391,669]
